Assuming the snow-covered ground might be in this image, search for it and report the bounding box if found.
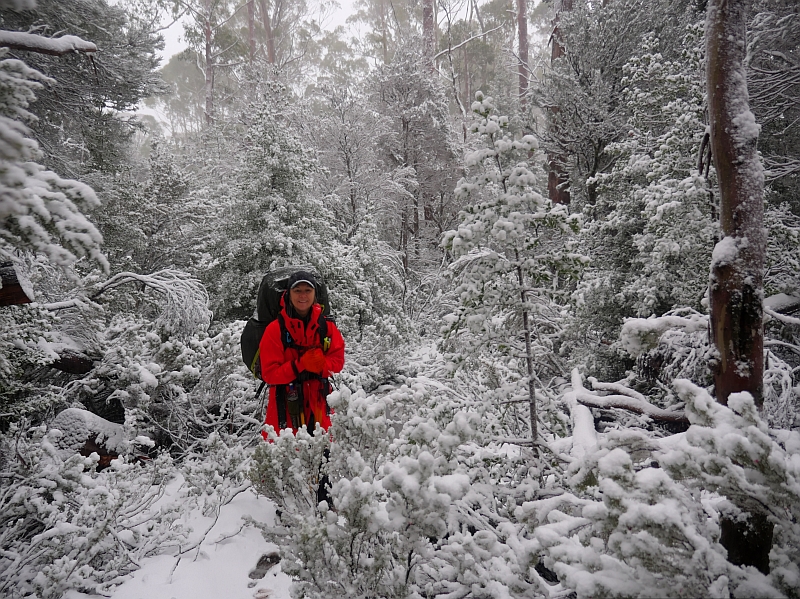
[65,481,291,599]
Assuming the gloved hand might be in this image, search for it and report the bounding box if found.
[299,348,326,374]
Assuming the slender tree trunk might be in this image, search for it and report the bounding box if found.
[413,193,420,259]
[547,0,571,204]
[423,0,435,67]
[706,0,771,574]
[259,0,276,64]
[401,206,408,271]
[204,12,214,126]
[472,0,485,35]
[247,0,256,62]
[463,42,470,103]
[380,0,388,63]
[517,0,528,107]
[516,253,537,441]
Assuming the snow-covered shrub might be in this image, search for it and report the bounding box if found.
[621,309,800,429]
[664,381,800,597]
[0,424,186,599]
[515,373,800,599]
[249,376,566,599]
[519,427,736,598]
[61,311,259,453]
[0,302,64,423]
[181,432,252,517]
[441,93,583,439]
[570,25,714,377]
[249,423,332,521]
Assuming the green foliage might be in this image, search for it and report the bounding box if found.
[0,0,166,174]
[207,89,335,321]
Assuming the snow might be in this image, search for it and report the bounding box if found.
[710,235,742,268]
[619,311,707,357]
[50,408,126,455]
[764,292,800,314]
[65,480,291,599]
[0,31,97,56]
[562,369,598,459]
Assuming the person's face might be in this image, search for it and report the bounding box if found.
[289,283,315,317]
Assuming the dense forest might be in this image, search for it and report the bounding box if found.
[0,0,799,597]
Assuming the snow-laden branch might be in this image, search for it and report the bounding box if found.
[572,369,689,425]
[619,310,708,357]
[0,31,97,56]
[89,270,211,338]
[561,369,598,459]
[765,306,800,327]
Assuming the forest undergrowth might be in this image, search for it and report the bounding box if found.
[2,0,800,597]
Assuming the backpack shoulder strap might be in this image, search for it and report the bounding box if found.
[276,313,292,350]
[318,313,332,352]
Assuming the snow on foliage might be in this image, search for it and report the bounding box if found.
[0,50,106,269]
[0,31,97,55]
[0,426,186,599]
[571,25,716,376]
[619,309,708,358]
[441,93,584,439]
[49,407,126,455]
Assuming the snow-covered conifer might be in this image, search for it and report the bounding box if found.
[442,92,584,438]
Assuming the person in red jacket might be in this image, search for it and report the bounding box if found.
[259,270,345,440]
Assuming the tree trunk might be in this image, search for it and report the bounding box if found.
[707,0,766,407]
[516,254,537,441]
[259,0,276,64]
[463,42,470,104]
[547,0,571,205]
[247,0,256,62]
[517,0,528,107]
[204,13,214,126]
[706,0,771,574]
[423,0,435,66]
[380,0,388,63]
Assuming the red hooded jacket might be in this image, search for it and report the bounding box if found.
[259,298,345,439]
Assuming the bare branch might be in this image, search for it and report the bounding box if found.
[433,24,504,61]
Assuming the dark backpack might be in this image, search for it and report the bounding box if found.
[240,266,331,380]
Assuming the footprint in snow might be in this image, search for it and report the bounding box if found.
[248,551,280,580]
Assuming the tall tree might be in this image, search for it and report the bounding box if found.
[706,0,770,573]
[706,0,766,407]
[422,0,435,62]
[171,0,243,126]
[517,0,528,105]
[371,44,460,280]
[442,93,584,441]
[546,0,570,204]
